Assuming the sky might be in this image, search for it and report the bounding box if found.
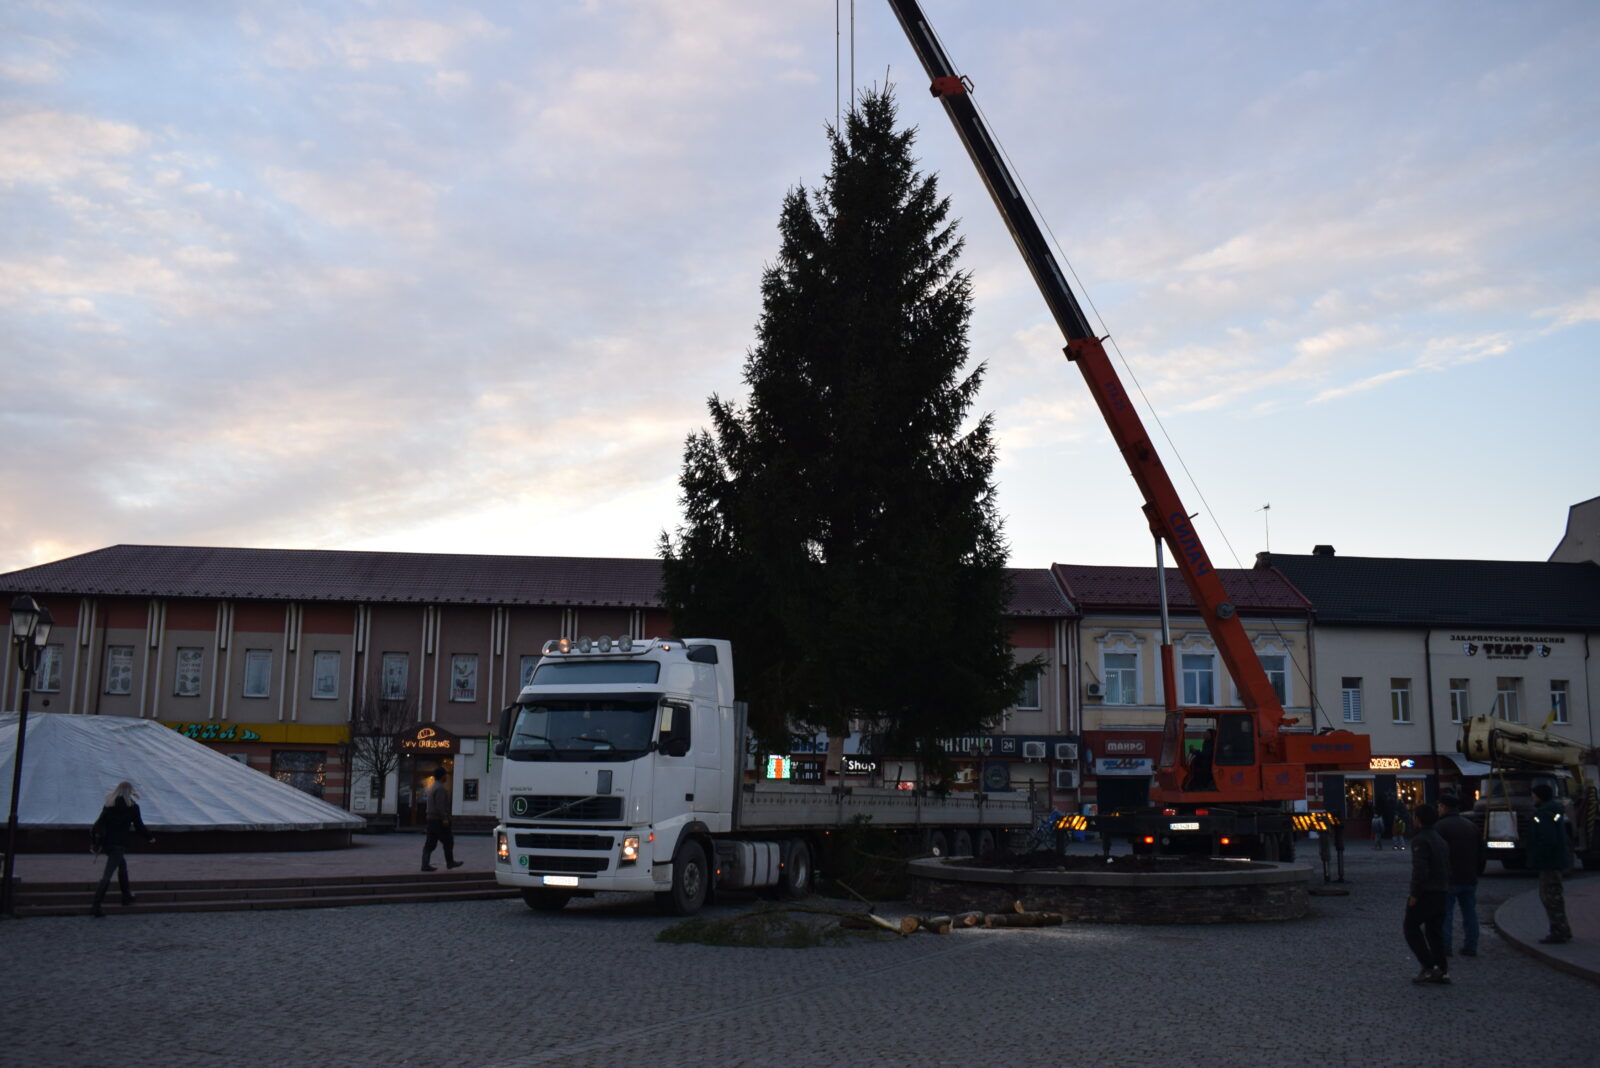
[1,0,1596,580]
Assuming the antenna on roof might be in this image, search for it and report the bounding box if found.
[1256,503,1271,554]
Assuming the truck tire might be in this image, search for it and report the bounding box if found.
[522,888,572,912]
[656,839,710,916]
[952,829,974,858]
[1277,833,1296,863]
[778,839,813,898]
[927,830,950,858]
[977,829,996,857]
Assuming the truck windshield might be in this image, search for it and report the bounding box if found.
[506,698,656,762]
[531,661,660,685]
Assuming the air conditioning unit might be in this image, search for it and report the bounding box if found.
[1055,742,1079,762]
[1055,769,1079,790]
[1022,740,1047,761]
[1086,682,1103,699]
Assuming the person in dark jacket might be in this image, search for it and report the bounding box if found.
[421,767,463,872]
[1434,793,1481,957]
[90,781,153,918]
[1403,802,1451,984]
[1529,782,1572,944]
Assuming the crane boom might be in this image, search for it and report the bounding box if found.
[886,0,1370,806]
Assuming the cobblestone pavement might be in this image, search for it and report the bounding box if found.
[1,843,1592,1068]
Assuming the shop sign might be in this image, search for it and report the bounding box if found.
[170,722,261,742]
[1370,757,1417,771]
[841,756,878,775]
[1103,740,1145,755]
[399,725,460,754]
[1450,633,1564,660]
[1095,757,1153,776]
[939,735,996,755]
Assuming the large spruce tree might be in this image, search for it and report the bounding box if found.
[659,88,1028,759]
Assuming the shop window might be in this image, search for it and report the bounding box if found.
[1341,677,1363,723]
[273,750,326,798]
[1448,678,1469,724]
[1181,653,1215,706]
[1390,678,1412,724]
[34,643,63,692]
[451,654,479,702]
[104,645,133,695]
[381,653,409,700]
[1550,680,1569,725]
[175,647,204,697]
[1104,652,1138,705]
[1495,677,1522,723]
[312,650,340,699]
[243,649,272,698]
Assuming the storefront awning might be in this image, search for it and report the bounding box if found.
[1443,751,1493,776]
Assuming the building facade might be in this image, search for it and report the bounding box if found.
[1257,546,1600,825]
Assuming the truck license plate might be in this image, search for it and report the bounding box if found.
[543,875,580,887]
[1168,821,1201,831]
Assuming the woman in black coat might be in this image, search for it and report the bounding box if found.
[91,781,152,917]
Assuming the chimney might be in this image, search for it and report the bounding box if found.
[1312,545,1336,557]
[1254,552,1272,568]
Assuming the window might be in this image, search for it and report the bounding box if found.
[1181,653,1215,706]
[311,651,340,699]
[35,643,63,692]
[1341,677,1363,724]
[1390,678,1412,724]
[1104,653,1138,705]
[463,779,479,802]
[1259,654,1288,704]
[1495,677,1522,723]
[243,649,272,698]
[451,654,479,702]
[519,655,540,691]
[381,653,409,700]
[1448,678,1469,724]
[1014,670,1041,711]
[1550,680,1569,725]
[175,648,204,697]
[272,750,326,798]
[658,700,691,754]
[105,645,133,695]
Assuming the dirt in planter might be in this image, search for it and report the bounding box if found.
[954,850,1261,873]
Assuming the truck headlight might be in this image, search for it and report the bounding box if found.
[621,835,641,865]
[497,831,509,863]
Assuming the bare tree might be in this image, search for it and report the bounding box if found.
[349,695,415,822]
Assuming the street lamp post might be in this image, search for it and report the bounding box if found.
[2,594,54,918]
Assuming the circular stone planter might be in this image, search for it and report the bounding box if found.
[907,857,1313,924]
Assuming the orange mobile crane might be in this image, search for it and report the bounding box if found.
[887,0,1371,858]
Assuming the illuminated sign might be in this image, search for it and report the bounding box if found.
[765,755,792,780]
[841,756,878,775]
[1095,757,1153,776]
[169,723,261,742]
[1369,757,1417,771]
[399,724,460,755]
[1104,740,1145,755]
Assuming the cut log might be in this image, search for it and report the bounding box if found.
[923,914,952,934]
[956,911,984,927]
[838,913,905,935]
[899,915,921,935]
[1012,900,1026,914]
[984,912,1064,928]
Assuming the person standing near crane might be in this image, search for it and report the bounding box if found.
[1530,782,1573,944]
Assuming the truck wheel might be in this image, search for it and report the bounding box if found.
[952,829,974,858]
[927,830,950,858]
[656,839,709,916]
[1277,833,1296,863]
[977,829,996,858]
[779,839,813,898]
[521,888,572,912]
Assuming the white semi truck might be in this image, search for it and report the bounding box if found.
[493,636,1030,914]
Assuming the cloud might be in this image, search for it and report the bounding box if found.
[1536,288,1600,330]
[264,163,440,240]
[0,109,146,186]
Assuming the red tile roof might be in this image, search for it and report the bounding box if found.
[1,545,1075,618]
[1051,563,1310,613]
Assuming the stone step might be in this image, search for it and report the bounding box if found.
[11,871,518,917]
[18,884,519,918]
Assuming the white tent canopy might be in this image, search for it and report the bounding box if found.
[0,713,363,832]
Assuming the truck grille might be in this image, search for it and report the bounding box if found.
[516,833,615,851]
[508,795,624,821]
[526,855,610,874]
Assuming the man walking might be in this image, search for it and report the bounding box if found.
[1529,782,1573,944]
[421,767,464,873]
[1403,802,1451,984]
[1434,793,1481,958]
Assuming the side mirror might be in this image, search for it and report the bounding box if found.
[493,739,508,757]
[495,704,517,756]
